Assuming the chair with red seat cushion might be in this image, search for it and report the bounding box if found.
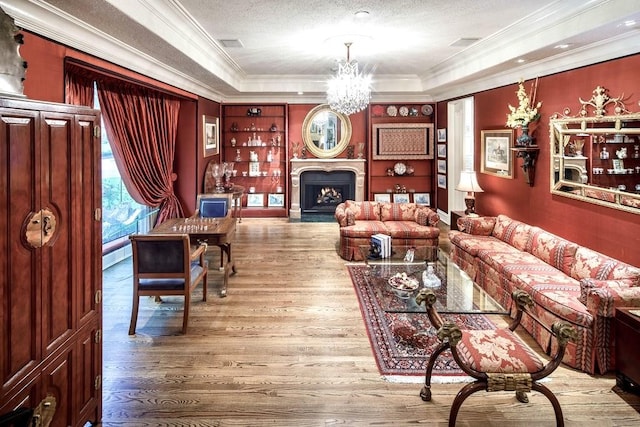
[416,289,577,427]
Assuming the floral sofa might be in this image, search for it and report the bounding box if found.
[334,200,440,261]
[451,214,640,374]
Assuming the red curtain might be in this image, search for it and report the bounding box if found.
[97,81,183,223]
[64,63,94,107]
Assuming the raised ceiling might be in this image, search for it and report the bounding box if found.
[2,0,640,103]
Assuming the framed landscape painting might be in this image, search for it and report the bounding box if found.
[373,193,391,202]
[437,174,447,189]
[481,129,513,178]
[246,193,264,207]
[267,193,284,207]
[413,193,430,206]
[437,159,447,174]
[393,193,410,203]
[203,115,219,157]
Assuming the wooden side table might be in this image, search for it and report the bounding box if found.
[615,307,640,393]
[450,210,466,231]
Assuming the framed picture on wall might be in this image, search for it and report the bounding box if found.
[437,174,447,189]
[481,129,513,178]
[372,123,435,159]
[437,144,446,158]
[437,159,447,174]
[413,193,431,206]
[203,115,219,156]
[437,128,446,142]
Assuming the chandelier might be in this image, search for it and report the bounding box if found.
[326,42,371,115]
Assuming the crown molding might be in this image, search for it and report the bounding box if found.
[1,0,230,101]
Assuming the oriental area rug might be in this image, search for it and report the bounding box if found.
[347,264,497,383]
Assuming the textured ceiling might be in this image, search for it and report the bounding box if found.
[3,0,640,102]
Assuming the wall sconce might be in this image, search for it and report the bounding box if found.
[455,170,484,216]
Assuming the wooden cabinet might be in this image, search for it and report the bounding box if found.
[615,307,640,393]
[367,103,436,203]
[221,104,288,217]
[0,98,102,425]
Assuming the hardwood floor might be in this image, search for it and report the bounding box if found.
[102,219,640,426]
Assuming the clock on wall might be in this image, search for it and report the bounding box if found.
[394,162,407,176]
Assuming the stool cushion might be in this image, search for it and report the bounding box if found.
[457,329,544,373]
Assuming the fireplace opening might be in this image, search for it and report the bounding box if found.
[301,170,355,214]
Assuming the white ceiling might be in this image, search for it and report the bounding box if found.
[2,0,640,103]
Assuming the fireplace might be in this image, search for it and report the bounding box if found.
[289,158,366,219]
[301,171,355,214]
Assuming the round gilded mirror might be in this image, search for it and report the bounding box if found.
[302,104,352,158]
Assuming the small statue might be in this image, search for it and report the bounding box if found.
[616,147,627,159]
[346,145,355,159]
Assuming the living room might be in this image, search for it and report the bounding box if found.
[1,1,639,425]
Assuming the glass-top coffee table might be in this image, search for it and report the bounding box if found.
[358,245,438,265]
[361,254,506,315]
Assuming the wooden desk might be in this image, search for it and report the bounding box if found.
[152,216,237,297]
[615,307,640,393]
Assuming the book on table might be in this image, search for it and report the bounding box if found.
[371,233,392,258]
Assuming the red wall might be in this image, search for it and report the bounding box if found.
[469,54,640,265]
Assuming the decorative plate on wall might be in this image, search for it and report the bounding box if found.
[399,106,409,117]
[387,105,398,117]
[421,104,434,116]
[371,105,385,117]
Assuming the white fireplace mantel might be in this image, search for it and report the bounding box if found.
[289,158,366,219]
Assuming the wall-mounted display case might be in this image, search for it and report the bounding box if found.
[221,104,288,217]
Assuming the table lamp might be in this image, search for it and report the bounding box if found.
[455,170,483,216]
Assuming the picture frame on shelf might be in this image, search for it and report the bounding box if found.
[249,162,260,177]
[373,193,391,203]
[267,193,284,207]
[437,128,446,142]
[613,159,625,171]
[413,193,431,206]
[437,174,447,189]
[203,115,219,157]
[437,159,447,174]
[246,193,264,207]
[437,144,446,158]
[481,129,514,178]
[393,193,410,203]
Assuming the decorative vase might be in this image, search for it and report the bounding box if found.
[516,124,533,146]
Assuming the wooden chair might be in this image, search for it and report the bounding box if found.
[415,289,577,427]
[129,234,208,335]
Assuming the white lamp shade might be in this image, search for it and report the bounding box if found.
[455,170,484,193]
